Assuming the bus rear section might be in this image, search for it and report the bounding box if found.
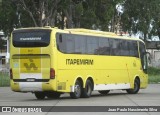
[10,29,60,99]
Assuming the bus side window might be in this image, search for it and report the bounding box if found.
[57,34,62,50]
[98,37,110,55]
[66,34,75,53]
[109,39,121,56]
[57,33,66,53]
[59,34,63,43]
[120,40,130,56]
[75,35,86,54]
[128,41,138,57]
[87,36,98,55]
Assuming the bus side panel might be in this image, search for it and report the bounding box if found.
[56,52,131,92]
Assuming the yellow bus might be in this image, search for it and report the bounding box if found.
[10,27,148,99]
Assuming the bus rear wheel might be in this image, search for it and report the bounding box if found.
[98,90,110,95]
[70,80,82,99]
[35,92,45,100]
[126,78,140,94]
[81,80,93,98]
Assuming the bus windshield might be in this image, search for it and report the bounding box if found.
[12,29,51,47]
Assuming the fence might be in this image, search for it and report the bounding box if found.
[147,49,160,68]
[149,60,160,68]
[0,58,10,87]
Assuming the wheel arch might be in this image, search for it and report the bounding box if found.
[131,75,140,88]
[126,75,141,94]
[74,77,84,89]
[135,76,140,82]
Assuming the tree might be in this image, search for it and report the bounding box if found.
[0,0,124,33]
[0,0,18,36]
[1,0,160,41]
[13,0,62,27]
[73,0,123,31]
[121,0,160,41]
[94,0,123,31]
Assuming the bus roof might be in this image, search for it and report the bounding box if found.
[63,28,143,42]
[65,28,117,36]
[13,27,144,43]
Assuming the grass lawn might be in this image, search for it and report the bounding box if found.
[0,72,10,87]
[148,67,160,84]
[148,75,160,84]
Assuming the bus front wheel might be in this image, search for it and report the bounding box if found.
[126,78,140,94]
[70,80,82,99]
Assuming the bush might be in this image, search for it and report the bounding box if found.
[0,72,10,87]
[148,67,160,75]
[148,67,160,83]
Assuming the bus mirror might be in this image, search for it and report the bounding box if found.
[143,52,149,72]
[59,34,62,42]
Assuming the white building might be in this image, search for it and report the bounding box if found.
[146,41,160,68]
[0,31,9,66]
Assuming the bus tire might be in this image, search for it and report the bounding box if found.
[81,80,93,98]
[46,92,61,99]
[70,80,82,99]
[126,78,140,94]
[35,92,45,100]
[98,90,110,95]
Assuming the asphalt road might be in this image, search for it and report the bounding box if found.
[0,84,160,115]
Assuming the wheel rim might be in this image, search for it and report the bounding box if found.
[74,84,81,97]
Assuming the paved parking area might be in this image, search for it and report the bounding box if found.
[0,84,160,115]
